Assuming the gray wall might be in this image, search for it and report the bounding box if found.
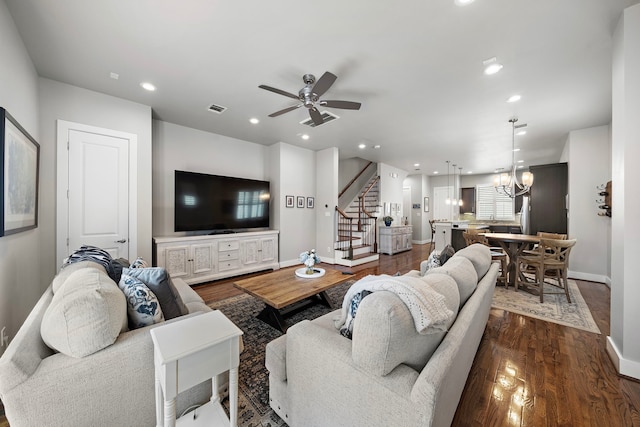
[0,1,41,355]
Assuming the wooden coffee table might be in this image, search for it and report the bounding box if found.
[233,266,351,332]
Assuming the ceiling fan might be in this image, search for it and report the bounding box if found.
[259,72,361,126]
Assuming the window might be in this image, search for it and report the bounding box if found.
[475,185,514,221]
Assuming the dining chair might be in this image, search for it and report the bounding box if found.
[463,231,508,287]
[515,238,577,303]
[428,220,436,252]
[522,231,568,256]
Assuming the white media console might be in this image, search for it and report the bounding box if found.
[153,230,279,285]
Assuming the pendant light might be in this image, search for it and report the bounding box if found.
[452,164,458,205]
[445,161,451,205]
[458,167,464,206]
[494,118,534,197]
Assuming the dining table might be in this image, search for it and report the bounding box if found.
[483,232,540,288]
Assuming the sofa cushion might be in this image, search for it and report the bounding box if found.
[118,274,165,329]
[122,267,186,319]
[351,273,460,376]
[426,256,478,308]
[41,268,128,358]
[52,261,106,293]
[453,243,491,279]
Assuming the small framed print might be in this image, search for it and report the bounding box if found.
[424,197,430,212]
[285,195,294,208]
[297,196,305,208]
[307,197,314,209]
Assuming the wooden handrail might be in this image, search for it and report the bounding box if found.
[335,206,350,219]
[359,176,380,219]
[338,161,374,198]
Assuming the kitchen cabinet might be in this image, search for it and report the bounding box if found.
[379,225,412,255]
[461,188,475,214]
[529,163,568,235]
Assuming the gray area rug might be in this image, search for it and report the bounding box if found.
[491,279,601,334]
[209,280,354,427]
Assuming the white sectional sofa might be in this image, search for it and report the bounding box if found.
[265,244,499,427]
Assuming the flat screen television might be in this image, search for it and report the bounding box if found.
[174,170,270,233]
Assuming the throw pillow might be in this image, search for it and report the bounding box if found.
[122,267,186,319]
[129,257,149,269]
[439,244,456,265]
[118,274,165,329]
[421,250,441,276]
[41,268,128,358]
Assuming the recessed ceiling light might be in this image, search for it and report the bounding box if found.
[455,0,475,5]
[483,57,503,75]
[140,82,156,91]
[358,143,366,149]
[301,134,310,140]
[516,130,527,136]
[249,118,259,124]
[110,72,119,80]
[513,148,521,152]
[414,163,420,167]
[467,171,473,174]
[517,160,524,163]
[373,145,381,149]
[434,171,439,174]
[507,94,521,103]
[517,165,524,169]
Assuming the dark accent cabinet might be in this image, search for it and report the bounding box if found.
[528,163,568,235]
[460,188,475,214]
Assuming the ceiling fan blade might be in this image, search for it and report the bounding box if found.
[309,107,324,126]
[311,72,337,97]
[319,100,362,110]
[268,104,302,117]
[259,85,300,100]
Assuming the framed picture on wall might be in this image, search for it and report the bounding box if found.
[1,107,40,237]
[424,197,429,212]
[297,196,305,208]
[307,197,314,208]
[285,195,294,208]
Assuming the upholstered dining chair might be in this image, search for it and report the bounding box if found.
[463,231,508,286]
[515,238,577,303]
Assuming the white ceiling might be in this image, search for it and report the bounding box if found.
[5,0,639,176]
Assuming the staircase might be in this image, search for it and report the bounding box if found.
[335,175,380,267]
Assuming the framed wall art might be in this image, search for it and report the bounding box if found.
[297,196,305,208]
[307,197,314,208]
[1,107,40,237]
[285,195,294,208]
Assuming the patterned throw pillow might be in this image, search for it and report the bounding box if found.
[421,250,441,275]
[439,244,456,265]
[129,257,149,269]
[118,274,164,329]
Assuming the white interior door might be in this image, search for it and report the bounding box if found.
[67,129,129,259]
[57,121,137,266]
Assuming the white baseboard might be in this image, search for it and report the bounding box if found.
[607,336,640,380]
[412,240,432,245]
[568,270,607,284]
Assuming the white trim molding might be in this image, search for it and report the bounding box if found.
[607,336,640,380]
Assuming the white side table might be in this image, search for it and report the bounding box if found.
[150,310,243,427]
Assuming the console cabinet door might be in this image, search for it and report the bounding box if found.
[190,242,216,278]
[260,236,277,263]
[242,239,260,266]
[162,245,190,279]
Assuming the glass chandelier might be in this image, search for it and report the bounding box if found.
[494,117,534,198]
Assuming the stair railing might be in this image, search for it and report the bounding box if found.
[338,161,374,199]
[358,176,380,252]
[335,207,354,259]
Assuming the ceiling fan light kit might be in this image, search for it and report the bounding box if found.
[259,71,361,126]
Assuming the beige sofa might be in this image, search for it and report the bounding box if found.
[0,262,213,427]
[265,244,498,427]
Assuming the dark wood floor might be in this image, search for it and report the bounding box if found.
[193,244,640,427]
[2,244,638,427]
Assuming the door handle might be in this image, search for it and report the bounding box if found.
[115,239,127,243]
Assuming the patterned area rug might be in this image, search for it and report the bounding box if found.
[491,279,601,334]
[210,280,354,427]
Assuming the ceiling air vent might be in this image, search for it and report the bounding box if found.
[300,111,339,127]
[207,103,227,114]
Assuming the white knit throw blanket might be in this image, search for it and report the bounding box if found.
[334,274,454,335]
